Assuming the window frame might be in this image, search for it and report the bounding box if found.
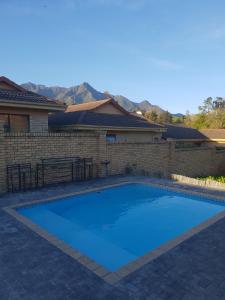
[106,133,117,143]
[0,113,30,133]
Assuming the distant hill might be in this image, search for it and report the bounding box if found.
[21,82,106,106]
[172,113,185,118]
[21,82,179,115]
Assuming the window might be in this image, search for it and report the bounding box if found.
[0,113,29,132]
[106,134,116,143]
[0,114,9,132]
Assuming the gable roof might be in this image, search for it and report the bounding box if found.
[0,76,65,111]
[66,98,130,115]
[49,110,165,131]
[162,124,208,140]
[0,76,25,91]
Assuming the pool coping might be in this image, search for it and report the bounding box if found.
[3,180,225,285]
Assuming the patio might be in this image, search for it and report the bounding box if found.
[1,176,225,300]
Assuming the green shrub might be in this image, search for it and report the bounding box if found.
[196,176,225,183]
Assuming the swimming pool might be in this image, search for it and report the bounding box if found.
[17,183,225,272]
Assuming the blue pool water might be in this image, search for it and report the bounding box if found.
[18,183,225,271]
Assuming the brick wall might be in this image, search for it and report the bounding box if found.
[106,141,170,177]
[106,142,225,178]
[0,123,6,193]
[1,130,225,194]
[170,147,225,177]
[3,132,100,166]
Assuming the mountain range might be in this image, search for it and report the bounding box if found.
[21,82,173,115]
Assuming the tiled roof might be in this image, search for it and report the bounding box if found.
[162,124,208,140]
[200,129,225,139]
[66,99,112,112]
[49,110,165,130]
[0,88,62,106]
[66,98,131,116]
[0,76,64,109]
[0,76,25,91]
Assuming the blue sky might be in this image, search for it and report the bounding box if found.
[1,0,225,113]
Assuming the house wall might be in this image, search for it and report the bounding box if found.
[94,103,124,115]
[107,131,162,143]
[0,82,16,90]
[0,107,49,132]
[1,128,225,194]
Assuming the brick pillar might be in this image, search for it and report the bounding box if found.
[96,130,107,177]
[0,121,6,194]
[167,141,176,177]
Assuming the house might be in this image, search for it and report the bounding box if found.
[162,124,225,149]
[50,98,166,143]
[0,76,65,132]
[65,98,128,115]
[162,124,209,148]
[200,129,225,147]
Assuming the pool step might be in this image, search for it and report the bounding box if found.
[20,207,137,271]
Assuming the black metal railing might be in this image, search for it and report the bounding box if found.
[7,163,32,192]
[6,156,99,192]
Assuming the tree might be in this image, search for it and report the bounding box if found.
[185,97,225,129]
[145,110,172,124]
[158,111,172,123]
[172,116,184,124]
[145,110,158,122]
[214,97,225,110]
[199,97,213,114]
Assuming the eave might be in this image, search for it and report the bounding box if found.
[166,138,207,142]
[0,99,65,112]
[50,124,166,132]
[210,139,225,143]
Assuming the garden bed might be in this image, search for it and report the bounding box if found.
[171,174,225,190]
[196,176,225,184]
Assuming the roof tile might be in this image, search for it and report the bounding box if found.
[0,88,64,106]
[49,110,164,130]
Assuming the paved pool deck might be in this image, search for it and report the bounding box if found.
[1,176,225,300]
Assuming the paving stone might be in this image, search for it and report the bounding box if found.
[1,176,225,299]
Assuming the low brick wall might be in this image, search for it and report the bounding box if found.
[171,174,225,190]
[3,132,100,164]
[0,131,103,193]
[170,147,225,177]
[1,129,225,194]
[106,141,170,177]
